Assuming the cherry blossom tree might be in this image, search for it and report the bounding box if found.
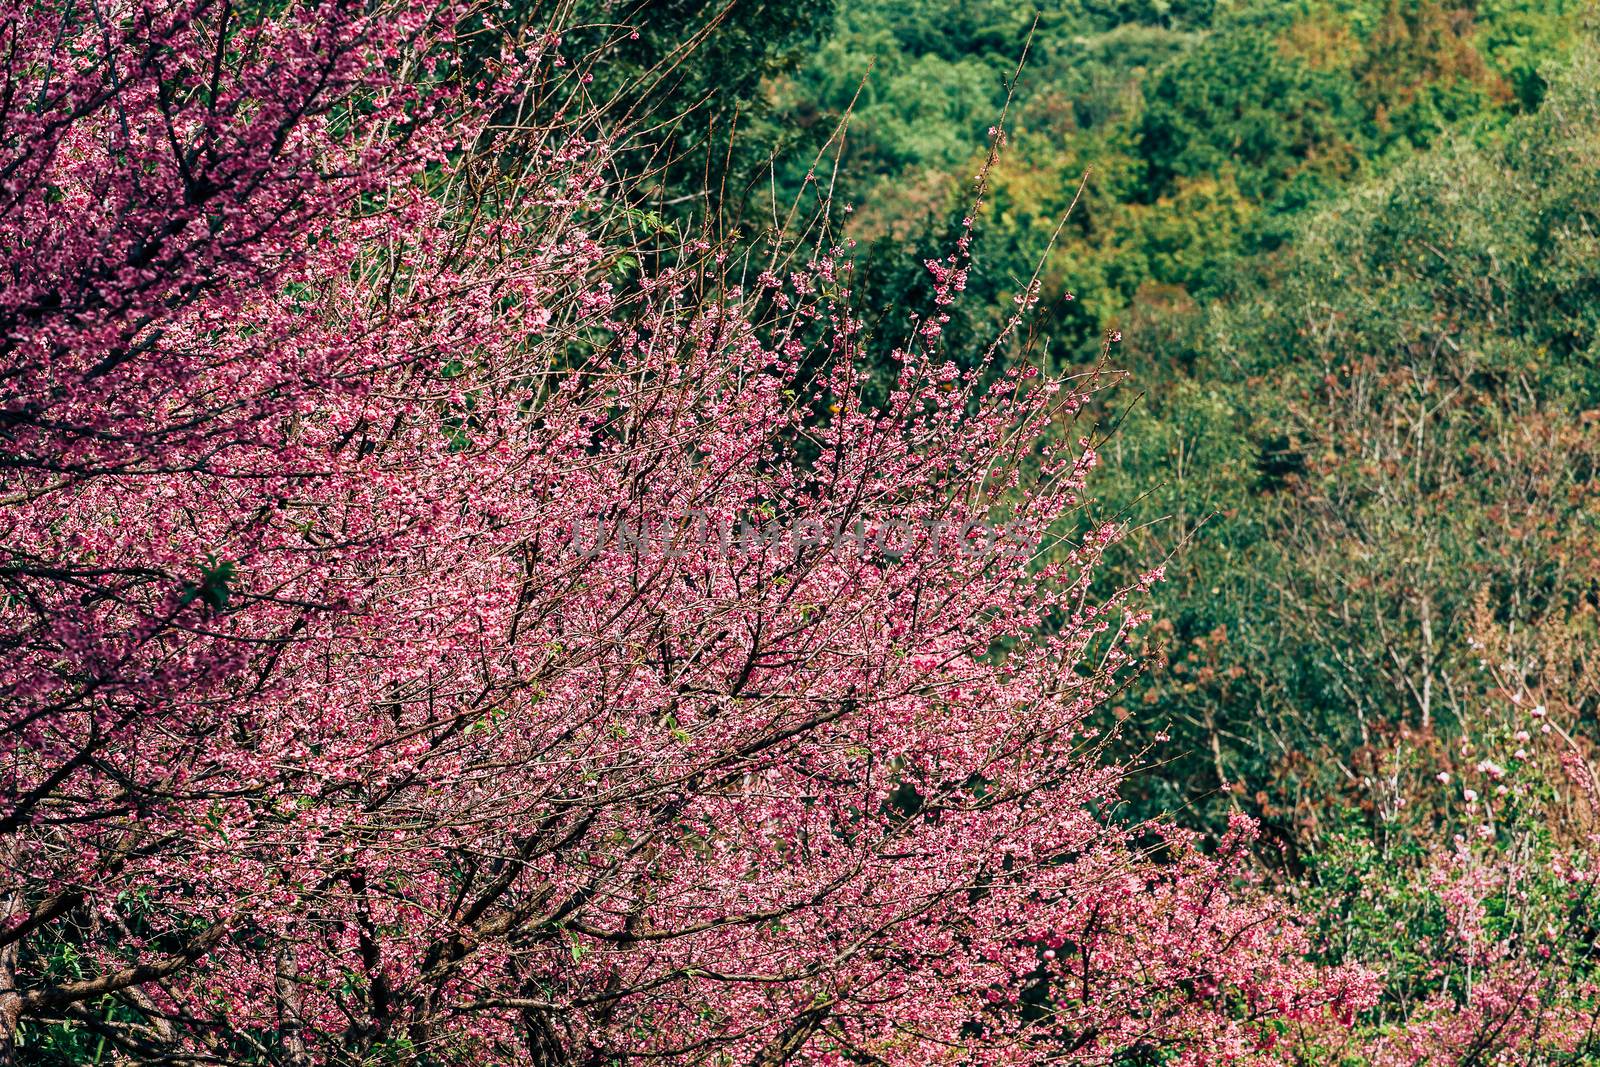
[0,2,1376,1063]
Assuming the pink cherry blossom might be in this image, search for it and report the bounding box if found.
[0,4,1377,1063]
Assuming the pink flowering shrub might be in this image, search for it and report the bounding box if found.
[0,2,1378,1063]
[1300,595,1600,1064]
[1016,816,1379,1063]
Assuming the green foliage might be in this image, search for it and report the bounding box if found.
[498,0,841,221]
[1099,48,1600,830]
[1136,28,1365,203]
[751,0,1583,370]
[179,557,238,611]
